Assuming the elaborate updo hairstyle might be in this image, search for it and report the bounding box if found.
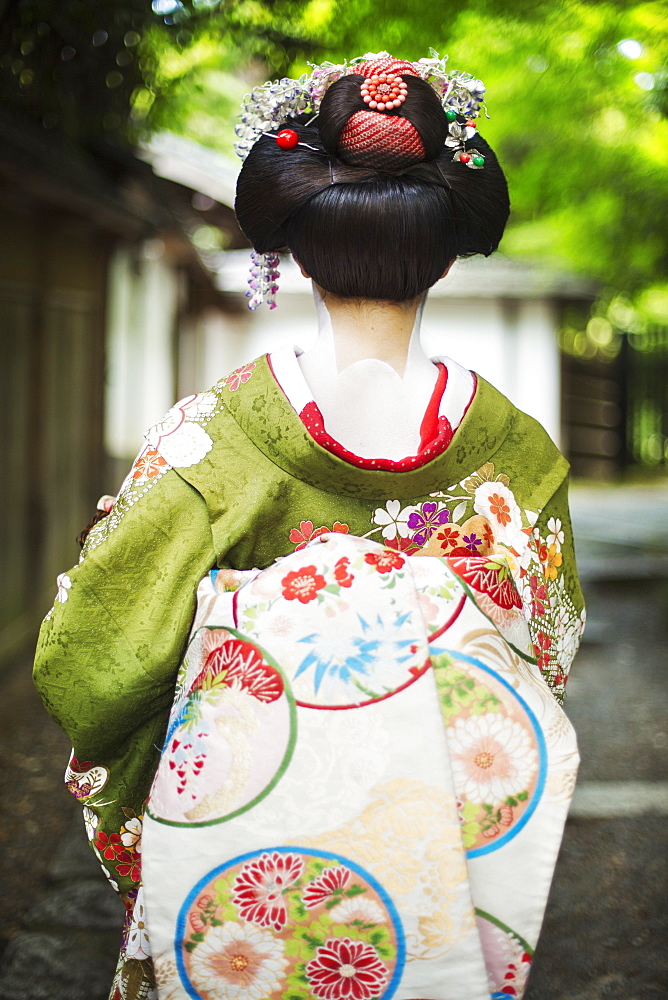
[235,56,510,302]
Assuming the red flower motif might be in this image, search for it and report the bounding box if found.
[232,851,304,930]
[223,362,256,391]
[282,565,327,603]
[529,574,549,616]
[94,830,125,861]
[201,638,283,702]
[364,550,405,574]
[533,631,552,669]
[289,520,330,550]
[306,937,388,999]
[190,911,206,933]
[115,849,141,882]
[289,520,349,551]
[435,526,461,552]
[302,865,350,908]
[334,557,354,588]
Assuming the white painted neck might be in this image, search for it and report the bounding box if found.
[297,283,438,460]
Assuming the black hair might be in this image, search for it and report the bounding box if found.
[234,74,510,302]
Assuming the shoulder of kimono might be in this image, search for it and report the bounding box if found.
[472,377,569,509]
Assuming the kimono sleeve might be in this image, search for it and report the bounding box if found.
[33,465,216,764]
[518,476,586,702]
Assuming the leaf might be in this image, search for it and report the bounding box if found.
[345,884,365,897]
[452,501,468,522]
[120,959,149,1000]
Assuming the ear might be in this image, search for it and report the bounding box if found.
[441,259,456,279]
[292,254,310,279]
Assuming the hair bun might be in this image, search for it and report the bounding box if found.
[318,71,448,171]
[339,111,425,168]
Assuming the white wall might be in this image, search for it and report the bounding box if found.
[105,243,179,459]
[422,295,561,444]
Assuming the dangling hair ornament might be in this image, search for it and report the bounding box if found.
[246,251,280,310]
[236,49,489,306]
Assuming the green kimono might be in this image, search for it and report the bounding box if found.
[34,352,584,909]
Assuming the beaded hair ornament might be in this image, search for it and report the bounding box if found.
[235,50,487,309]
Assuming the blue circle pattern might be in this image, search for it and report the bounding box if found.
[435,646,548,859]
[175,845,406,1000]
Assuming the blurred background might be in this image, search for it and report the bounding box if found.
[0,1,666,997]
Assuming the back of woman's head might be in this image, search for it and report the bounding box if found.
[234,55,510,302]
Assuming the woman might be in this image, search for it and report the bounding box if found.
[34,52,584,1000]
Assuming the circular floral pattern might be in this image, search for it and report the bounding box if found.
[433,652,547,856]
[176,849,404,1000]
[148,629,296,826]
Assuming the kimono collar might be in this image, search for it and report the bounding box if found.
[212,354,519,500]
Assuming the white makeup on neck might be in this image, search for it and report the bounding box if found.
[297,283,439,460]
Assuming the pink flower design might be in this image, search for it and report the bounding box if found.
[306,937,388,999]
[224,363,256,391]
[232,851,304,930]
[302,865,350,908]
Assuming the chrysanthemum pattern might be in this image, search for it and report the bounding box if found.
[179,850,400,1000]
[306,937,388,1000]
[232,852,304,930]
[433,650,544,853]
[189,922,288,1000]
[448,713,538,806]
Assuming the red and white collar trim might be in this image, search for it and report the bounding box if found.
[268,348,476,471]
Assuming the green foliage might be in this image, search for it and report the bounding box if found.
[2,0,666,296]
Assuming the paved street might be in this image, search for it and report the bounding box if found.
[0,483,666,999]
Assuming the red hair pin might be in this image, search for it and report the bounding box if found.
[263,129,320,152]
